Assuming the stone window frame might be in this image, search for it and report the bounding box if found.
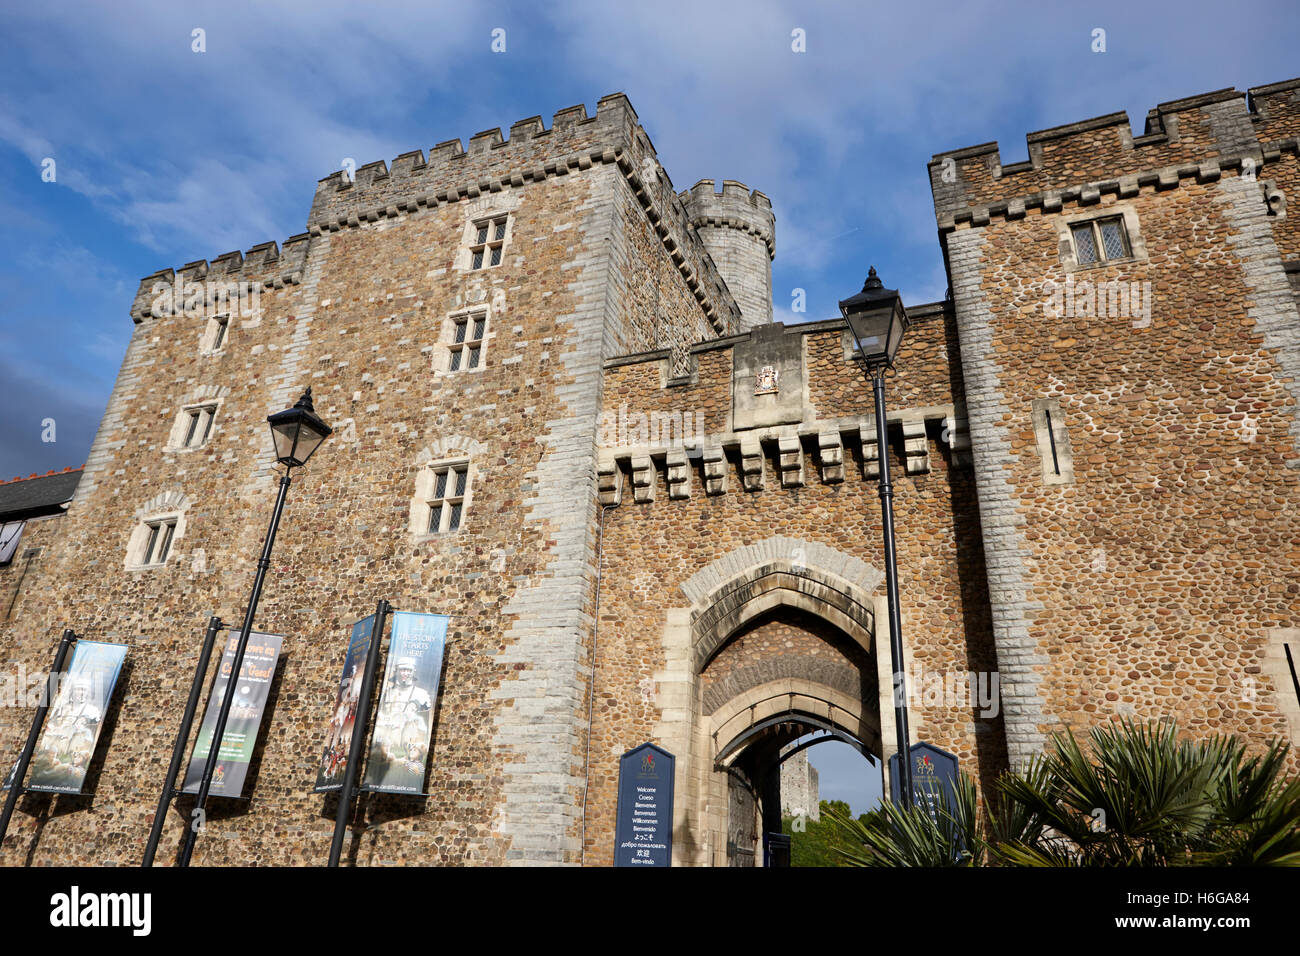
[438,307,490,374]
[1263,628,1300,742]
[465,213,511,271]
[1030,397,1074,485]
[200,312,231,355]
[124,517,183,570]
[126,515,180,568]
[167,399,222,452]
[124,491,191,570]
[410,457,475,538]
[1055,202,1148,273]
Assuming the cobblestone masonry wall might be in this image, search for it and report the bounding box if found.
[585,315,1002,864]
[0,99,734,865]
[1251,78,1300,265]
[0,514,67,626]
[4,80,1298,868]
[942,170,1300,771]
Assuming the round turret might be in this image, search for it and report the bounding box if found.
[680,179,776,331]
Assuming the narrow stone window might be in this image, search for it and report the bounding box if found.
[1287,643,1300,707]
[211,315,229,351]
[469,215,508,270]
[1030,398,1074,485]
[1071,216,1129,265]
[448,311,487,372]
[142,518,177,565]
[426,461,469,533]
[201,312,230,354]
[180,405,218,449]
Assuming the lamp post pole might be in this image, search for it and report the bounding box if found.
[870,366,913,806]
[143,614,223,867]
[840,267,914,806]
[179,472,292,867]
[0,629,76,847]
[176,385,331,866]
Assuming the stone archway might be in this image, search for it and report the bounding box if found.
[650,536,905,866]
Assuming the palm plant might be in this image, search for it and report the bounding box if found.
[829,719,1300,866]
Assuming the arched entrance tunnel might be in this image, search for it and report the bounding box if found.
[717,708,879,866]
[699,604,884,866]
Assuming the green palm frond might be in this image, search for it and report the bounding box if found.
[827,720,1300,867]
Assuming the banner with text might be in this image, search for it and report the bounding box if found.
[20,641,128,794]
[180,631,283,799]
[363,611,449,795]
[314,615,375,793]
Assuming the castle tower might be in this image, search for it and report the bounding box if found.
[681,179,775,329]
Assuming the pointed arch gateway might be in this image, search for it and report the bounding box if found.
[650,537,905,866]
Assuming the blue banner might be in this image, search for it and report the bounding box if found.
[363,611,449,795]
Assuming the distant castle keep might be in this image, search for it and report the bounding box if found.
[1,79,1298,867]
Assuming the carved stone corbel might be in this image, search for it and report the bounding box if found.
[777,436,804,488]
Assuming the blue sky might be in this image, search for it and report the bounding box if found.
[0,0,1296,482]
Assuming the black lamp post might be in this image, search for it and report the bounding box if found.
[841,267,914,806]
[179,387,331,866]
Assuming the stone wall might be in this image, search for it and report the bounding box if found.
[936,77,1300,770]
[780,750,819,821]
[0,96,734,867]
[588,315,1002,865]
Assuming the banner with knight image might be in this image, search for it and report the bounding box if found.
[363,611,449,795]
[180,631,283,799]
[22,641,128,794]
[314,615,375,793]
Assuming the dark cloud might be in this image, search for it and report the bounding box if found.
[0,352,103,479]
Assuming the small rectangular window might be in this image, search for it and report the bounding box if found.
[447,311,487,373]
[1099,219,1128,259]
[143,518,178,565]
[212,315,229,351]
[426,462,469,533]
[468,216,508,270]
[1072,224,1097,264]
[1071,216,1129,266]
[182,406,217,448]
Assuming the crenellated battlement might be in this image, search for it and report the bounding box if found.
[127,93,747,333]
[307,94,641,229]
[128,234,312,323]
[680,179,775,259]
[679,178,777,329]
[930,76,1300,229]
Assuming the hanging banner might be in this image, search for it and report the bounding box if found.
[21,641,128,794]
[180,631,283,799]
[363,611,449,795]
[314,615,375,793]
